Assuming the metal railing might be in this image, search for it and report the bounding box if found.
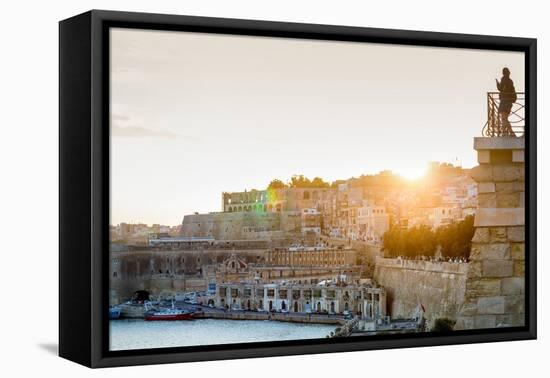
[482,92,525,137]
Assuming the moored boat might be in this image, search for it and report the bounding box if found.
[144,308,194,321]
[144,300,194,321]
[109,306,122,319]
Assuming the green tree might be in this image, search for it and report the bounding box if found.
[432,318,456,332]
[382,215,474,259]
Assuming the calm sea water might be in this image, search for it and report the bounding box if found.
[110,319,336,351]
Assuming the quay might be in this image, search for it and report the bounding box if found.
[192,308,346,325]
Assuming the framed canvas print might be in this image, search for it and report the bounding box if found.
[59,10,537,368]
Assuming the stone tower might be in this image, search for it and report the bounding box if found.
[455,137,525,330]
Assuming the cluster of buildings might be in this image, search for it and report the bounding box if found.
[110,223,180,245]
[111,164,478,323]
[392,174,477,229]
[180,166,477,244]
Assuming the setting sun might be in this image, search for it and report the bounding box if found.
[395,164,428,181]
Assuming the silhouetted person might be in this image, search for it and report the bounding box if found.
[495,67,517,136]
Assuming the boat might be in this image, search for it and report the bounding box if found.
[144,308,194,321]
[109,306,122,319]
[144,300,194,321]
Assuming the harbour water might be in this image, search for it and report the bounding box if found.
[110,319,336,351]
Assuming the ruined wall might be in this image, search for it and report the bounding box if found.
[455,137,525,330]
[374,257,468,327]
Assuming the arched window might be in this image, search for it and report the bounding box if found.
[303,191,310,200]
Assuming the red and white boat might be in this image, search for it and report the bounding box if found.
[144,308,194,321]
[144,300,194,321]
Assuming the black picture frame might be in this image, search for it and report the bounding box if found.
[59,9,537,368]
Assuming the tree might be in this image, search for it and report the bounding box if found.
[382,215,474,259]
[310,177,330,188]
[432,318,456,332]
[267,179,287,190]
[289,174,310,188]
[435,215,475,258]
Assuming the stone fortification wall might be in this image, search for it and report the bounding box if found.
[181,211,301,240]
[374,257,468,327]
[110,249,267,304]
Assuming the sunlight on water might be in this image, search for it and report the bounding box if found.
[110,319,336,351]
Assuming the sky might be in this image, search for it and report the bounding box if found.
[110,28,524,226]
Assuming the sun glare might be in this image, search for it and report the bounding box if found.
[395,165,427,181]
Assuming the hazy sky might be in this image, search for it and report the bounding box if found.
[110,28,524,226]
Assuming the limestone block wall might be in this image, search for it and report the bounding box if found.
[455,137,525,330]
[181,211,301,240]
[373,257,468,327]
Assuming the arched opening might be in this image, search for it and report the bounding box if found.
[281,301,286,311]
[330,301,335,313]
[303,191,310,200]
[345,302,349,312]
[259,300,263,310]
[269,300,273,312]
[294,301,298,312]
[247,299,251,310]
[317,302,321,312]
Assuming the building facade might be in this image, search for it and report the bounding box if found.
[266,247,356,267]
[215,281,386,319]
